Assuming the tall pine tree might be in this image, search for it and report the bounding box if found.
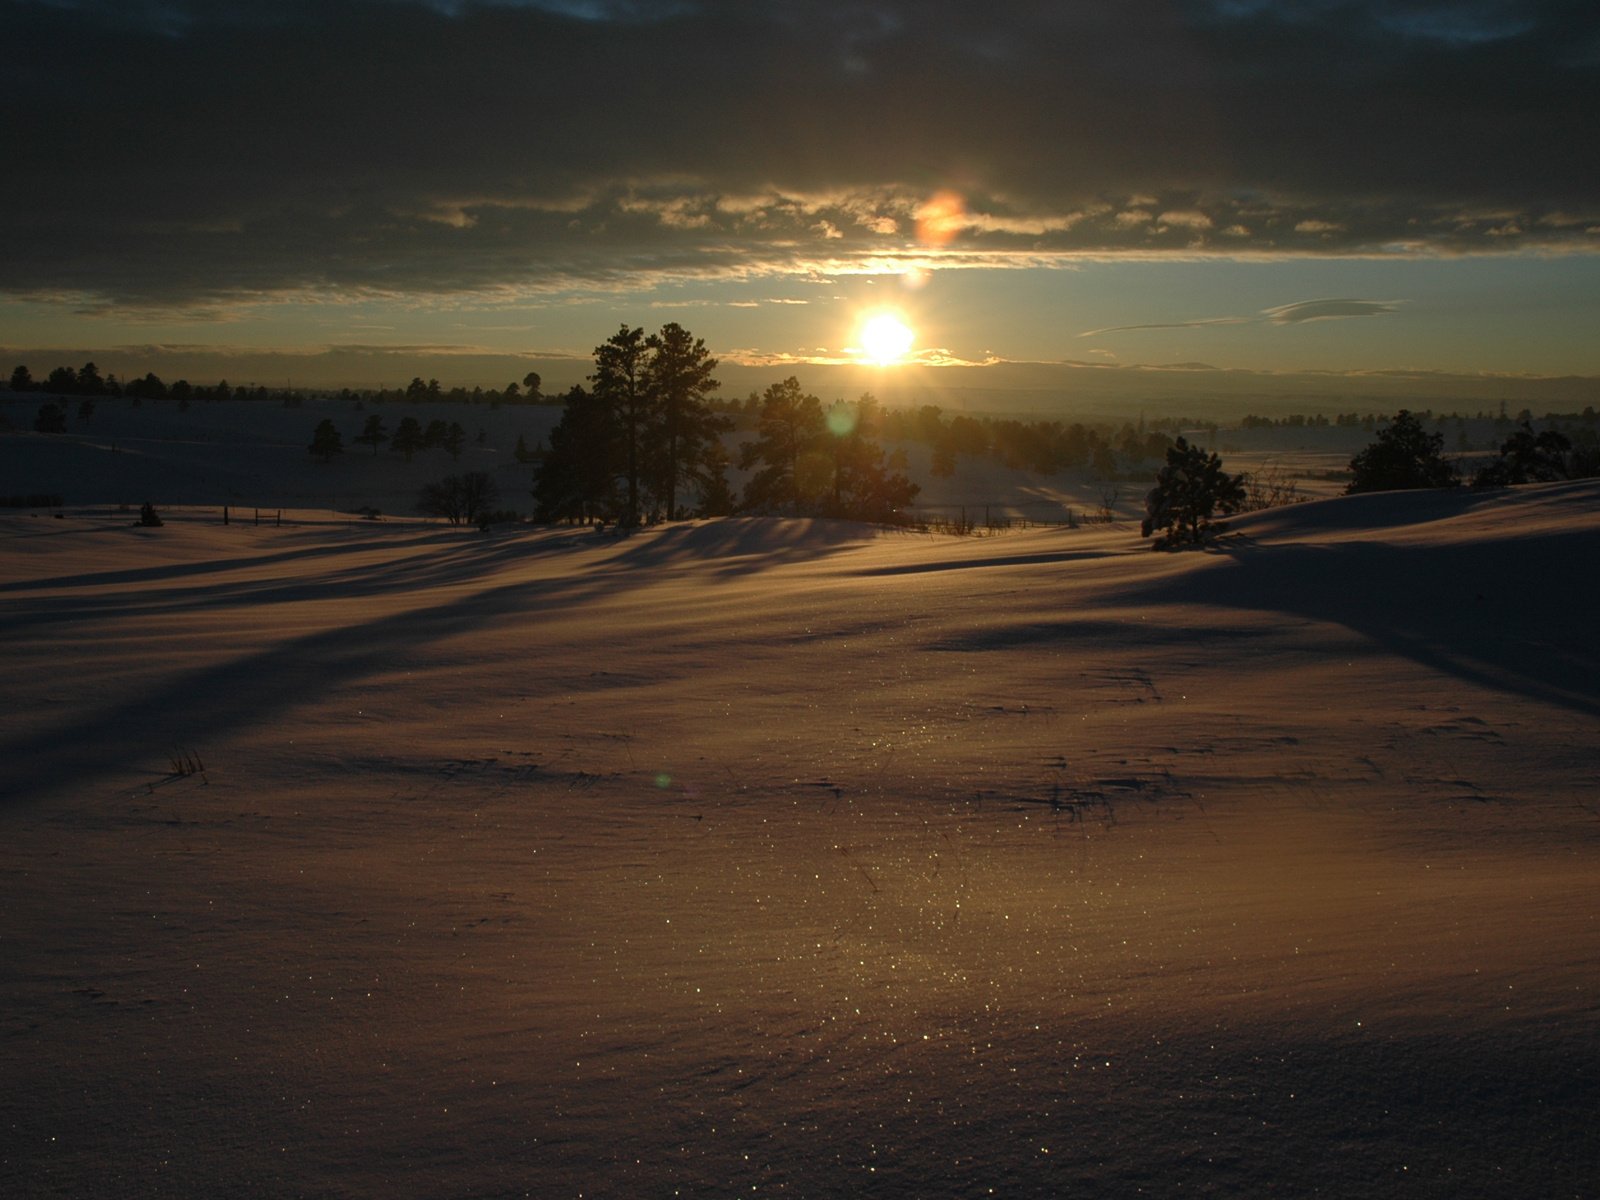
[591,325,651,526]
[643,322,727,521]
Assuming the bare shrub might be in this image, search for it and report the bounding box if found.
[1238,466,1306,511]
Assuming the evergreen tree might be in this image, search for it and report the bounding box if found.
[443,421,466,461]
[9,365,33,392]
[1473,421,1573,486]
[740,377,827,514]
[533,385,622,522]
[355,413,388,455]
[422,419,450,451]
[1346,410,1457,493]
[308,418,343,462]
[125,374,166,401]
[392,416,425,461]
[696,438,737,517]
[643,321,725,521]
[34,401,67,433]
[591,325,651,525]
[76,362,105,395]
[823,395,919,521]
[1141,437,1246,548]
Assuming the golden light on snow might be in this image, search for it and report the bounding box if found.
[858,312,916,365]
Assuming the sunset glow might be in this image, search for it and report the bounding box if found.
[858,312,915,365]
[1,1,1596,395]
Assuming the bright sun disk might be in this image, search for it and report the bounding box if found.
[860,313,915,365]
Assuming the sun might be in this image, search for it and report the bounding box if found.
[859,312,915,365]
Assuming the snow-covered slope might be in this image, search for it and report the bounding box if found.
[2,482,1597,1197]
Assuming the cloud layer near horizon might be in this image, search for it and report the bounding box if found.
[4,0,1597,308]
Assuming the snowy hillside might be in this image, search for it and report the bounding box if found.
[2,481,1597,1197]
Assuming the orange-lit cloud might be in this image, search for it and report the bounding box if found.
[2,1,1597,315]
[915,191,968,247]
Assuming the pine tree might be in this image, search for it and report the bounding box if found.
[443,421,465,461]
[1472,421,1572,486]
[740,377,827,514]
[34,401,67,434]
[1346,410,1457,493]
[823,396,919,522]
[533,385,622,523]
[590,325,650,525]
[392,416,425,461]
[643,322,725,521]
[695,438,737,517]
[1141,437,1245,549]
[308,418,343,462]
[355,413,388,455]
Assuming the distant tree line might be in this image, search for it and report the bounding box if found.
[689,399,1182,483]
[4,362,551,411]
[306,415,470,463]
[7,361,302,408]
[852,406,1176,481]
[1,493,65,508]
[378,372,548,407]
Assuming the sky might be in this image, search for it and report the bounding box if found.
[3,0,1598,402]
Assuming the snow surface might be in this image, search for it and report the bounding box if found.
[2,481,1598,1197]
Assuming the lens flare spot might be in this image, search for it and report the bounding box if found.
[654,772,673,789]
[915,190,967,247]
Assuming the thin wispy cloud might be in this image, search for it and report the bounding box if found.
[1082,298,1404,337]
[1079,316,1256,337]
[1263,299,1401,323]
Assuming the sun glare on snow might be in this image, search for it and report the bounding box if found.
[859,312,915,365]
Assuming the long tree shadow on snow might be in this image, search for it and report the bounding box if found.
[0,519,877,635]
[0,528,609,635]
[0,519,883,803]
[596,517,881,579]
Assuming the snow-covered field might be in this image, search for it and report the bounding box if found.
[3,480,1597,1197]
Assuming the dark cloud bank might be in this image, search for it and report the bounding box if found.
[3,0,1597,307]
